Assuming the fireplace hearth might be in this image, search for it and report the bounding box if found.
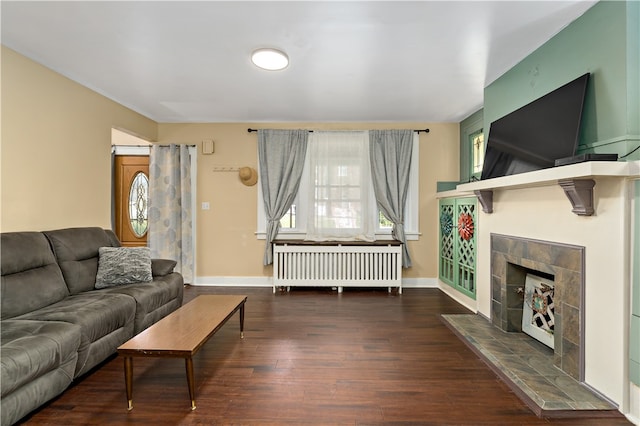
[442,314,619,416]
[491,234,584,381]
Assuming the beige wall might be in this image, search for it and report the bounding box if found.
[158,122,460,281]
[1,47,460,282]
[1,47,157,232]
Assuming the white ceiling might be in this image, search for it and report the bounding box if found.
[1,1,597,123]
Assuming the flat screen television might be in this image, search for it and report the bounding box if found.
[480,73,590,180]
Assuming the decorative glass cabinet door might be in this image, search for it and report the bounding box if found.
[439,197,477,299]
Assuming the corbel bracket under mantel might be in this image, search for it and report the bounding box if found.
[558,178,595,216]
[474,190,493,213]
[473,179,596,216]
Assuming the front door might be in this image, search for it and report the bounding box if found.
[114,155,149,247]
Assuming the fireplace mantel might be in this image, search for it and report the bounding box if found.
[448,161,640,216]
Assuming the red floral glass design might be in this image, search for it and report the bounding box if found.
[457,213,474,240]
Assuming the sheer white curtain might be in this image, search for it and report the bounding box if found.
[305,131,376,241]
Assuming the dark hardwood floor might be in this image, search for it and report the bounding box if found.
[19,286,631,425]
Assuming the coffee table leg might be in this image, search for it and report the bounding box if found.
[240,303,245,339]
[124,357,133,410]
[185,357,196,410]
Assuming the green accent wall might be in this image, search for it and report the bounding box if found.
[436,181,459,192]
[632,179,640,386]
[484,1,640,161]
[626,1,640,138]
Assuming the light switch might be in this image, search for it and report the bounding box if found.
[201,202,210,210]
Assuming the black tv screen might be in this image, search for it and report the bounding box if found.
[481,73,590,180]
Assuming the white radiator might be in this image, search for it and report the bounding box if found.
[273,243,403,294]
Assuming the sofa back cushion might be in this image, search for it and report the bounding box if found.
[1,232,70,319]
[44,227,121,294]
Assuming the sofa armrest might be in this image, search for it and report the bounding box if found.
[151,259,177,277]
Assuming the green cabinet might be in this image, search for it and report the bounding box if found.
[439,197,477,299]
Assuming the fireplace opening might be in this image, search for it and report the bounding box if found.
[503,262,555,335]
[520,271,555,349]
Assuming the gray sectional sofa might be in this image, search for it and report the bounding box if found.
[0,227,184,426]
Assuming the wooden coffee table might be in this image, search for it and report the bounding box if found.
[117,295,247,411]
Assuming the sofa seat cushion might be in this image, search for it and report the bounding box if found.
[1,232,70,320]
[1,319,81,397]
[14,292,136,376]
[102,272,184,333]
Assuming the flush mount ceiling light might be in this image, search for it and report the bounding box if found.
[251,48,289,71]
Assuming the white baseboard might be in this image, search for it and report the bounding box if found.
[437,281,478,313]
[192,276,440,289]
[193,276,272,287]
[401,277,439,288]
[628,383,640,425]
[192,277,477,314]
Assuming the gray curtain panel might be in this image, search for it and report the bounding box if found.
[369,129,413,267]
[258,129,309,265]
[148,144,194,283]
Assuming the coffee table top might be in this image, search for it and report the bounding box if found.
[117,295,247,357]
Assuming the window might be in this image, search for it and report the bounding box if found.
[279,204,296,228]
[306,131,376,240]
[460,109,484,182]
[283,199,393,231]
[128,171,149,237]
[313,164,364,229]
[379,211,393,229]
[470,129,485,176]
[257,131,420,240]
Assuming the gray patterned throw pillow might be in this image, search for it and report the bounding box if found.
[95,246,153,289]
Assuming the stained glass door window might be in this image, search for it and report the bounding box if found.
[128,172,149,237]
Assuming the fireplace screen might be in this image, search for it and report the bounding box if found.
[522,273,555,349]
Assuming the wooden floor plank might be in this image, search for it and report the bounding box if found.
[18,286,631,425]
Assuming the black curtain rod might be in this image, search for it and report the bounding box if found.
[247,128,429,134]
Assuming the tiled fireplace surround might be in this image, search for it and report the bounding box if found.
[490,233,584,381]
